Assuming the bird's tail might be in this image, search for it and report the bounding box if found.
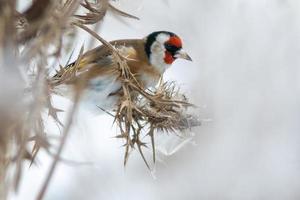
[52,61,76,79]
[49,61,77,98]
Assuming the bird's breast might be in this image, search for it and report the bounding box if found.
[80,74,122,114]
[114,41,162,88]
[127,59,161,88]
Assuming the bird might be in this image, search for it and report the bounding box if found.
[52,31,192,114]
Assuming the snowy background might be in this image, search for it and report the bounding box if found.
[13,0,300,199]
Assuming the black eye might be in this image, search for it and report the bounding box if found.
[164,44,180,54]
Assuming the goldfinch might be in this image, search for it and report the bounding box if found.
[52,31,192,113]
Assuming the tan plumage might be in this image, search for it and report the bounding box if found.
[52,31,192,113]
[54,39,161,88]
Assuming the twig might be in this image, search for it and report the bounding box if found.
[36,46,85,200]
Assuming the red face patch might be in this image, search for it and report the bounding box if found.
[166,36,182,48]
[164,51,174,64]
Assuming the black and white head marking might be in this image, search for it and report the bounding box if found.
[145,31,179,73]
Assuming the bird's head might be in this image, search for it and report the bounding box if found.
[145,31,192,73]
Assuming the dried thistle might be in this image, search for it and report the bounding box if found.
[69,24,201,169]
[114,71,200,169]
[0,0,198,199]
[75,0,139,24]
[0,0,140,198]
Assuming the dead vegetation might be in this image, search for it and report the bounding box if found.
[0,0,200,199]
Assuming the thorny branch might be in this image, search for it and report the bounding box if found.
[36,46,85,200]
[0,0,140,198]
[72,24,201,169]
[0,0,199,199]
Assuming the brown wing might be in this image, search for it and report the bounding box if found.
[52,38,161,88]
[53,39,147,77]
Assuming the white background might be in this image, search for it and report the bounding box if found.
[13,0,300,199]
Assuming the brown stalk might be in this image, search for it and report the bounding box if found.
[68,24,200,168]
[36,46,85,200]
[0,0,199,197]
[108,3,140,20]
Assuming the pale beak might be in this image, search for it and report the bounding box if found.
[175,50,192,61]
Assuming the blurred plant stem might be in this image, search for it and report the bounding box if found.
[0,0,17,199]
